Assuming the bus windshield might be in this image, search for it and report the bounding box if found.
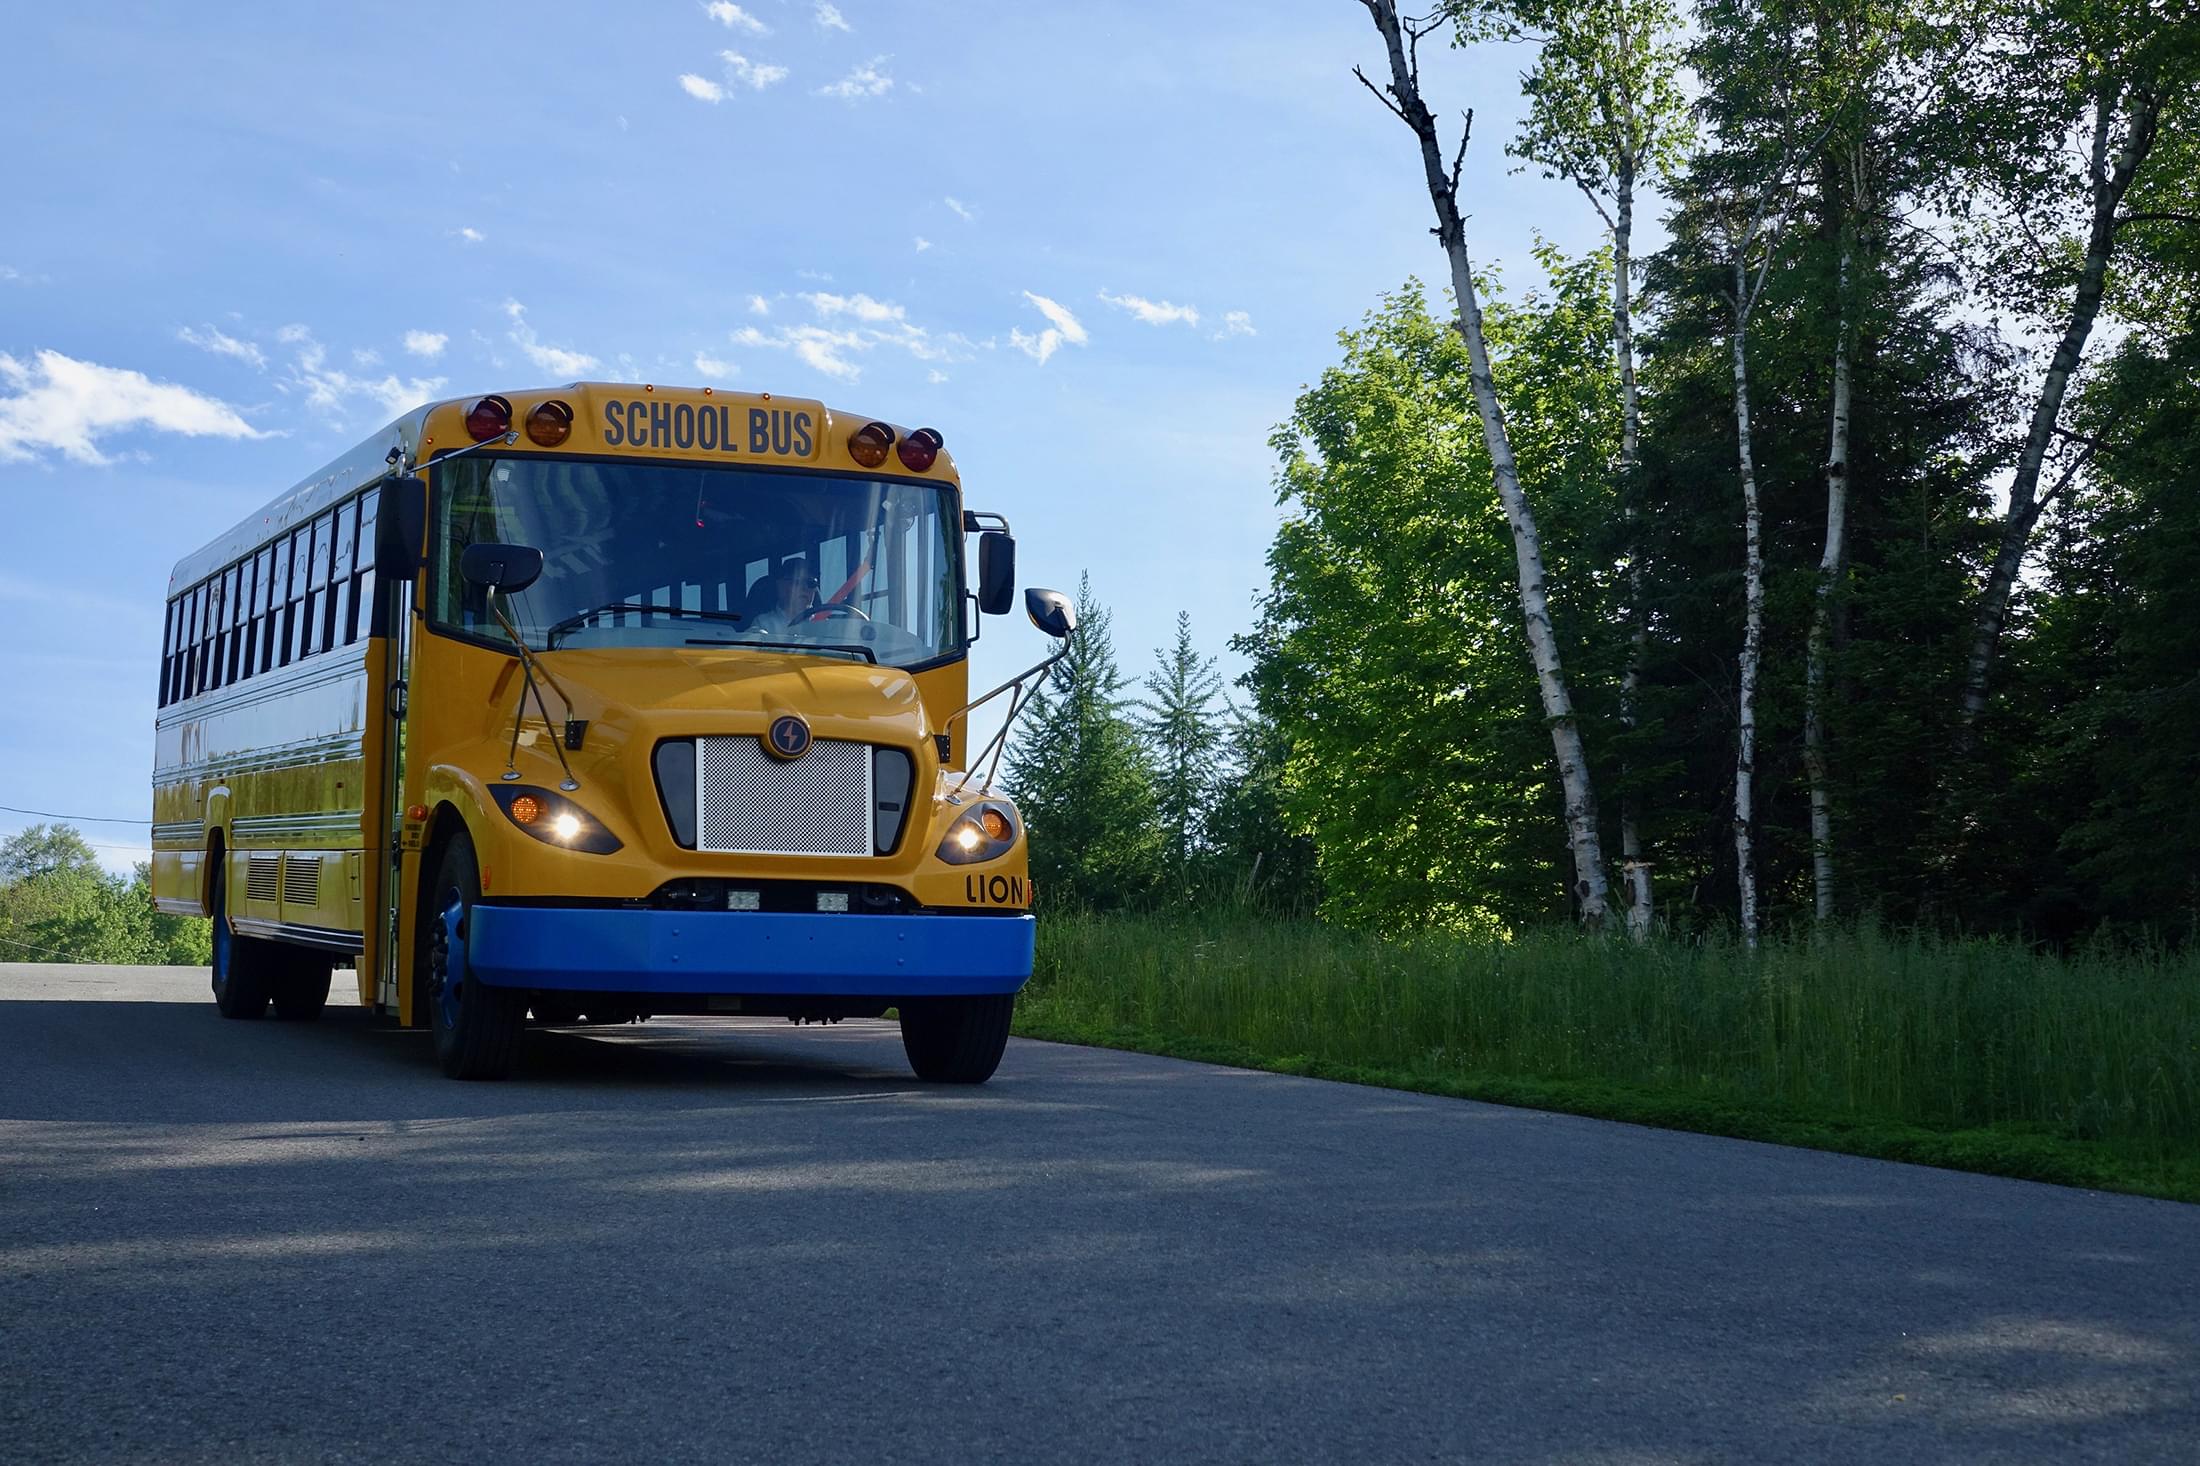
[430,456,963,667]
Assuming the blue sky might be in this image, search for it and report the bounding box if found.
[1,0,1619,871]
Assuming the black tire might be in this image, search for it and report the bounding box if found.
[272,954,333,1021]
[209,867,275,1020]
[899,994,1015,1084]
[423,830,525,1080]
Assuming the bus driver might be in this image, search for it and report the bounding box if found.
[748,557,820,633]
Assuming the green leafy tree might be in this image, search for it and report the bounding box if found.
[0,825,211,965]
[1199,701,1324,916]
[1250,260,1624,929]
[1004,574,1163,911]
[1133,611,1226,893]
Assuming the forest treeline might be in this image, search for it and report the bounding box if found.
[0,825,210,966]
[1009,0,2200,944]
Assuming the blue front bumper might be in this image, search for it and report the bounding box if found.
[464,905,1035,997]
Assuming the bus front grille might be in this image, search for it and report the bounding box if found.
[696,736,873,856]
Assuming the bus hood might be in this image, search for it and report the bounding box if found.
[519,649,936,750]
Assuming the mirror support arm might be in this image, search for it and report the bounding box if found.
[944,641,1074,794]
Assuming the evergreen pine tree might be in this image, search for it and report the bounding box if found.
[1133,610,1225,894]
[1002,574,1162,910]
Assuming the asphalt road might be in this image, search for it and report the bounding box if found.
[3,963,2197,1465]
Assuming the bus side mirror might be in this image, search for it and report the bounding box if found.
[978,532,1016,616]
[1025,587,1075,639]
[460,542,544,593]
[376,475,427,581]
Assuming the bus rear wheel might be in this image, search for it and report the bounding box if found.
[424,830,524,1080]
[209,868,275,1020]
[898,994,1014,1084]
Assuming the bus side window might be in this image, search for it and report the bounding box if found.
[256,544,278,673]
[352,490,379,642]
[233,557,256,683]
[158,599,175,707]
[223,562,246,686]
[181,584,202,699]
[277,532,300,668]
[297,516,324,661]
[327,503,355,648]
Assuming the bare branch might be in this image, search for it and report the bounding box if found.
[1352,64,1411,127]
[1447,110,1474,197]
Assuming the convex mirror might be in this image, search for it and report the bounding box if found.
[460,542,545,594]
[1024,587,1075,639]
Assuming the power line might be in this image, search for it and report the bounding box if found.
[0,931,113,962]
[0,803,153,825]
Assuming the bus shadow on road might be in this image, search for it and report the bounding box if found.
[0,998,956,1125]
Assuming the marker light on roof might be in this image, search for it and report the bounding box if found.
[897,427,944,473]
[849,421,895,469]
[525,399,573,447]
[465,395,513,442]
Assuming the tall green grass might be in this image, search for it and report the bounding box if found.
[1018,913,2200,1197]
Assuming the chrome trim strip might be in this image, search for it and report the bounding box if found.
[229,917,363,954]
[153,898,204,917]
[151,820,205,845]
[153,730,365,785]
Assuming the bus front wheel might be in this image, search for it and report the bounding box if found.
[210,868,275,1020]
[898,994,1014,1084]
[424,830,524,1080]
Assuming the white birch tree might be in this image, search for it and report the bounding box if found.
[1353,0,1613,924]
[1464,0,1690,938]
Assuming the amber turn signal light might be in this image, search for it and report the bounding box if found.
[524,399,573,447]
[849,421,895,468]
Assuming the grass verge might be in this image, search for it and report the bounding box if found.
[1014,913,2200,1205]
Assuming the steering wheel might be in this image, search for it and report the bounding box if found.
[807,601,871,623]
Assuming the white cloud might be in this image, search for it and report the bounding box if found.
[705,2,767,33]
[914,236,932,252]
[735,296,974,384]
[455,226,486,244]
[679,73,726,103]
[402,330,448,360]
[177,325,267,370]
[818,57,892,99]
[1098,290,1200,328]
[2,264,49,286]
[693,351,737,380]
[0,350,270,465]
[352,347,382,367]
[720,50,788,89]
[278,328,446,420]
[1010,292,1088,364]
[945,196,975,223]
[502,300,600,378]
[803,291,904,323]
[815,2,851,31]
[747,294,772,315]
[1214,310,1256,339]
[927,369,947,384]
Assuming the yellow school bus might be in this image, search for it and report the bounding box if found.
[151,383,1072,1081]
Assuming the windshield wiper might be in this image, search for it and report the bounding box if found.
[683,636,877,665]
[544,601,749,648]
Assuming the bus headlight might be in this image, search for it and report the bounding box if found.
[492,785,624,854]
[936,800,1017,865]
